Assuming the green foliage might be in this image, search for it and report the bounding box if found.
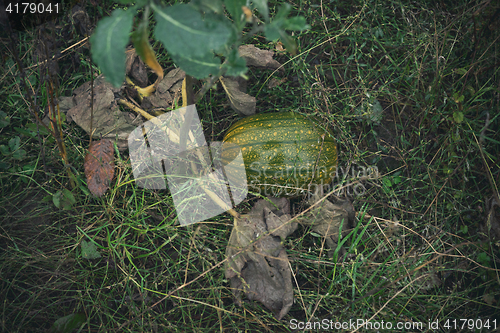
[0,111,10,128]
[153,3,231,58]
[223,0,246,30]
[81,240,101,259]
[47,313,86,333]
[477,252,491,267]
[264,3,307,53]
[453,111,464,123]
[52,189,76,210]
[90,0,308,84]
[90,8,135,87]
[0,136,27,161]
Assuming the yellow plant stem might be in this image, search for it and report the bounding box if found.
[129,5,164,101]
[117,98,156,121]
[125,77,157,102]
[182,76,240,219]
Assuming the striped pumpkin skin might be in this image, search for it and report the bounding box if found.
[222,112,337,197]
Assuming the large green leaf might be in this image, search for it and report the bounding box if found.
[273,3,291,21]
[252,0,269,22]
[223,48,247,77]
[152,3,231,58]
[190,0,224,14]
[170,53,221,79]
[264,23,280,41]
[224,0,246,30]
[90,8,135,87]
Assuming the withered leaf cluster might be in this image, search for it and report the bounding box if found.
[225,193,355,319]
[225,198,297,320]
[298,190,355,257]
[221,44,284,116]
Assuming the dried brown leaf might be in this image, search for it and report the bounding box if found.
[71,5,91,37]
[275,41,285,52]
[225,197,296,319]
[64,75,139,150]
[127,50,148,87]
[220,77,256,116]
[297,189,355,257]
[141,68,185,110]
[238,44,283,71]
[157,68,186,92]
[84,139,114,197]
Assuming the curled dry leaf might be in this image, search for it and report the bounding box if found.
[141,68,185,110]
[275,41,285,52]
[61,68,186,149]
[297,188,355,257]
[125,48,148,87]
[62,75,140,150]
[218,45,283,115]
[225,197,297,319]
[238,44,283,71]
[84,139,114,197]
[220,76,256,116]
[71,5,92,37]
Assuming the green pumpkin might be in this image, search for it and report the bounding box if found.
[222,112,337,197]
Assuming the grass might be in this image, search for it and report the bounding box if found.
[1,0,499,332]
